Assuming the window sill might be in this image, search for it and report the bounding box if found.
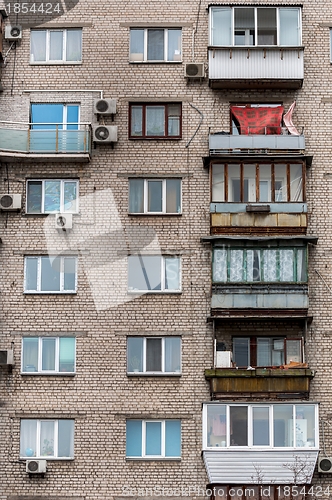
[30,61,82,65]
[127,372,181,377]
[129,60,182,64]
[128,212,182,216]
[126,457,181,461]
[24,291,77,295]
[21,372,76,376]
[129,136,182,140]
[127,290,182,295]
[21,457,74,461]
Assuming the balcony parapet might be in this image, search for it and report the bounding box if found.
[0,121,91,161]
[209,132,305,154]
[208,46,304,90]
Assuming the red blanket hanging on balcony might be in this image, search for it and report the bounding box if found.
[231,105,284,135]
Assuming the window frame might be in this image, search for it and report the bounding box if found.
[30,103,80,130]
[126,419,181,458]
[129,103,182,139]
[212,246,307,284]
[128,255,181,293]
[127,336,182,375]
[209,6,302,47]
[21,336,76,375]
[232,336,304,368]
[26,179,79,214]
[30,28,82,64]
[129,28,182,62]
[24,255,78,294]
[20,419,75,459]
[129,178,182,214]
[211,161,305,204]
[203,403,319,450]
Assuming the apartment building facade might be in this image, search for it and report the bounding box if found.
[0,1,331,499]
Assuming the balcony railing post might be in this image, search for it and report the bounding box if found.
[55,125,59,153]
[27,127,31,153]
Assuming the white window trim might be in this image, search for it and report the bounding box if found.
[209,7,302,47]
[130,28,182,62]
[30,29,82,64]
[129,178,182,215]
[21,337,76,375]
[24,256,78,294]
[20,419,75,459]
[128,255,181,293]
[127,336,182,375]
[203,403,319,450]
[26,179,79,214]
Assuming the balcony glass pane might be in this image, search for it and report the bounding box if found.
[230,249,243,282]
[246,249,261,281]
[297,405,316,447]
[213,249,227,282]
[230,406,248,446]
[207,404,227,447]
[233,338,250,368]
[274,164,287,201]
[280,249,294,281]
[211,8,232,45]
[253,407,270,445]
[243,164,256,202]
[290,164,303,201]
[228,164,241,201]
[263,249,277,282]
[259,165,271,202]
[257,338,272,366]
[212,164,225,202]
[273,405,293,447]
[297,248,307,282]
[234,8,255,46]
[257,8,277,45]
[279,8,300,46]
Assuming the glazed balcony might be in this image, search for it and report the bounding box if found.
[208,46,304,90]
[0,122,91,162]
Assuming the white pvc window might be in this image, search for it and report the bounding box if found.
[22,337,76,374]
[129,178,181,214]
[30,29,82,63]
[203,403,318,449]
[26,179,78,214]
[210,7,301,47]
[24,256,77,293]
[20,419,74,458]
[129,28,182,62]
[128,255,181,292]
[127,337,181,374]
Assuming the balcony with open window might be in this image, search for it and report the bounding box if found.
[208,7,304,89]
[205,324,315,400]
[0,104,91,162]
[202,402,319,485]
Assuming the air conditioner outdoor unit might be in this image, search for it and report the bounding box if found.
[184,63,205,78]
[0,194,21,210]
[94,98,117,116]
[5,25,22,40]
[0,349,14,365]
[318,457,332,473]
[92,125,118,144]
[55,213,73,230]
[26,460,47,474]
[215,351,232,368]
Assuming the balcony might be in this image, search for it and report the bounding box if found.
[208,46,304,90]
[205,367,315,400]
[209,130,305,155]
[202,402,319,485]
[0,122,91,162]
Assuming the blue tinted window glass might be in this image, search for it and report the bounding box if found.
[126,420,142,456]
[165,420,181,456]
[66,105,79,130]
[146,422,161,455]
[31,104,63,129]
